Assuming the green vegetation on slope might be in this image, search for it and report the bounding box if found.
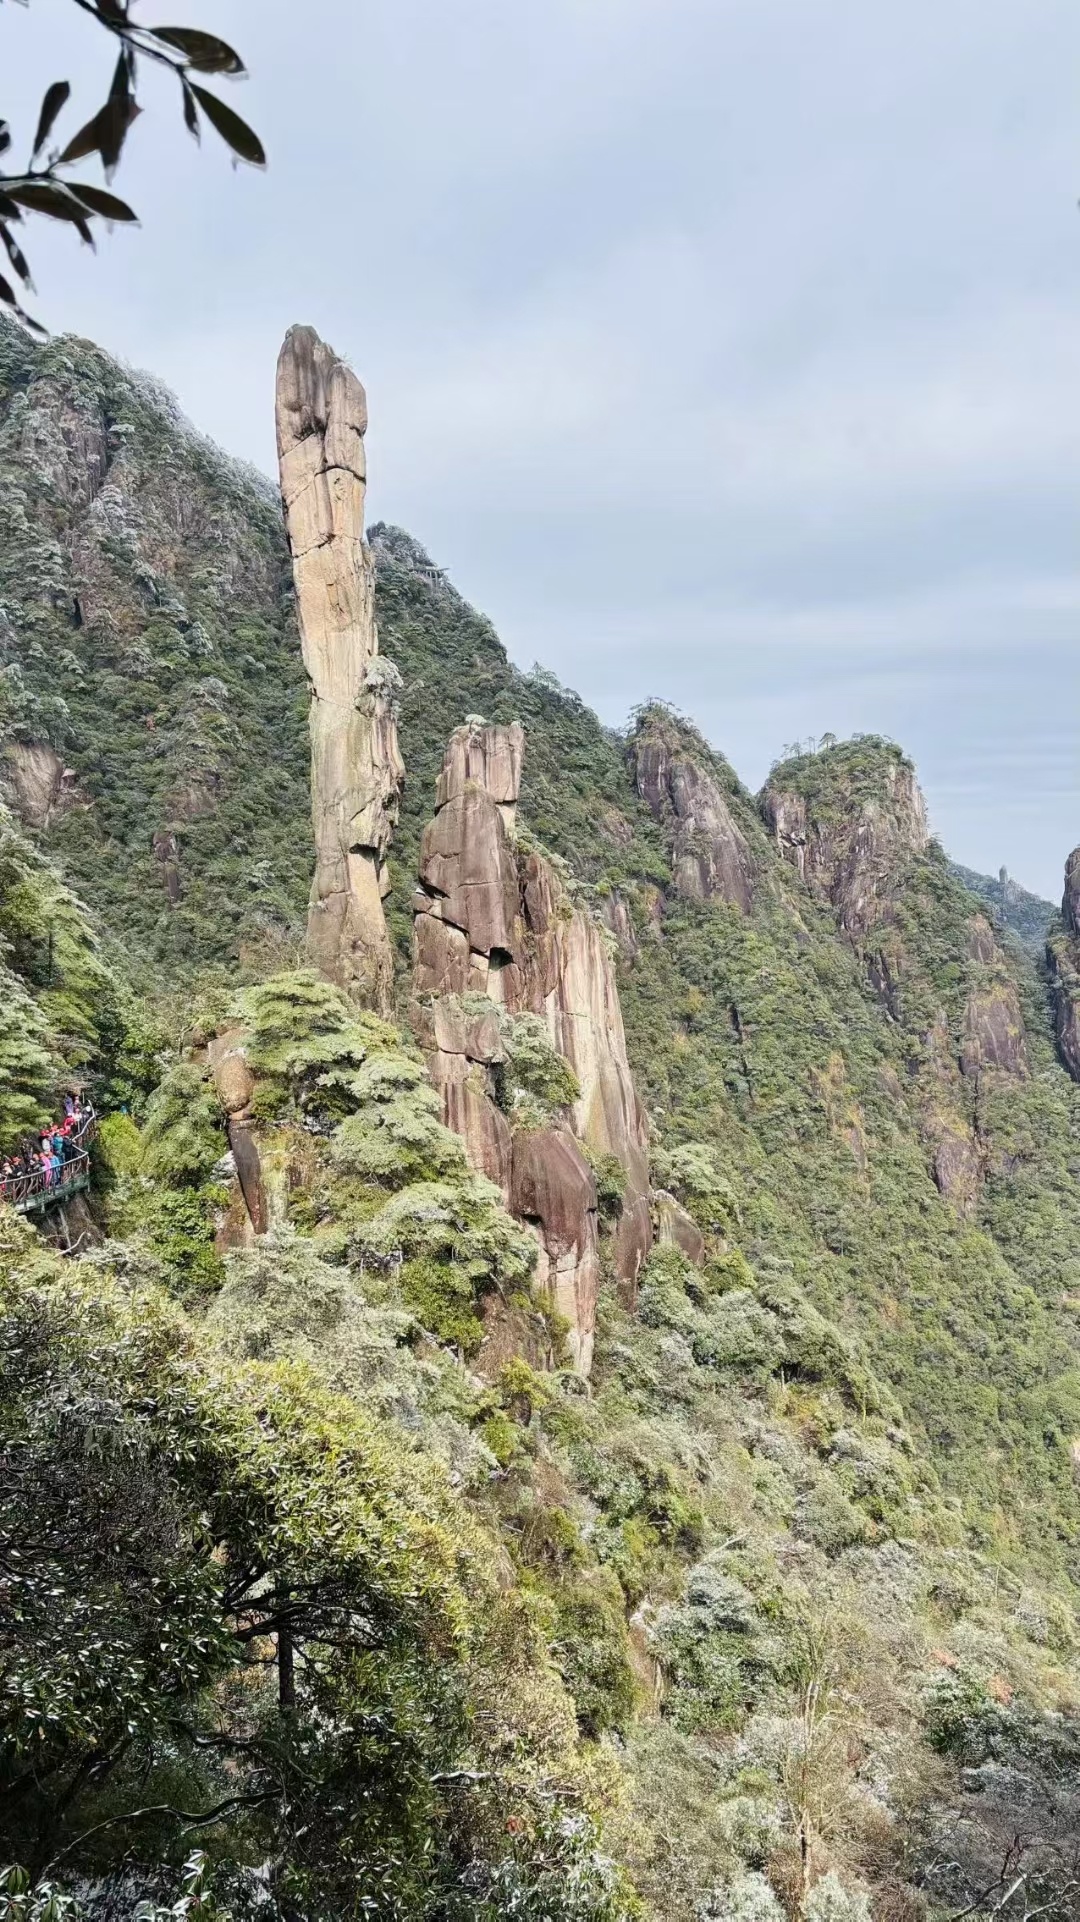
[951,861,1057,958]
[2,331,1080,1922]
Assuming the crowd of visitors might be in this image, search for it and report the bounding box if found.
[0,1094,95,1205]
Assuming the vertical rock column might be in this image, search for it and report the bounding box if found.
[275,324,404,1014]
[412,721,654,1372]
[1048,847,1080,1081]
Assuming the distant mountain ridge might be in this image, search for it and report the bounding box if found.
[950,860,1056,955]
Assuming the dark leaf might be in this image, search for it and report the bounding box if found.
[67,182,138,223]
[180,77,200,141]
[58,94,140,172]
[8,183,96,245]
[150,27,245,75]
[0,123,12,159]
[109,45,135,102]
[0,223,32,285]
[0,195,23,222]
[95,0,129,20]
[189,84,265,166]
[32,81,71,158]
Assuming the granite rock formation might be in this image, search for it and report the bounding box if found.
[762,755,929,936]
[276,325,404,1013]
[514,846,652,1293]
[1047,846,1080,1082]
[208,1028,267,1246]
[959,979,1028,1081]
[654,1190,706,1266]
[2,742,85,831]
[511,1127,601,1376]
[411,718,653,1365]
[631,711,753,910]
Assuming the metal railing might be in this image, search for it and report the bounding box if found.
[1,1108,96,1214]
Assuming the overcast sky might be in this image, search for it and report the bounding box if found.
[8,0,1080,895]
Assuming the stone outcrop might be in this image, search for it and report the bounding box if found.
[1064,849,1080,936]
[411,718,654,1365]
[598,890,639,961]
[959,980,1028,1080]
[208,1030,267,1245]
[654,1190,706,1266]
[513,847,652,1292]
[930,1126,981,1216]
[762,756,929,936]
[152,829,181,905]
[276,325,403,1014]
[1047,846,1080,1082]
[631,713,754,910]
[511,1128,601,1376]
[410,994,512,1202]
[3,742,85,830]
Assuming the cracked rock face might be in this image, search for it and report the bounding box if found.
[511,1127,601,1377]
[631,723,754,911]
[276,325,403,1013]
[762,761,929,937]
[411,718,654,1366]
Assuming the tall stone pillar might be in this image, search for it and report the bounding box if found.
[275,325,403,1013]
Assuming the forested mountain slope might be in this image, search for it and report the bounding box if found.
[2,323,1080,1922]
[950,862,1056,958]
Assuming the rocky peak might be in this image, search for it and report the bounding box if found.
[275,324,403,1013]
[629,707,754,910]
[761,738,929,936]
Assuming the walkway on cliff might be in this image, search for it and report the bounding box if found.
[0,1104,97,1217]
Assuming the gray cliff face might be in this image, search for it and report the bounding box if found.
[275,325,404,1013]
[761,758,929,937]
[630,713,754,911]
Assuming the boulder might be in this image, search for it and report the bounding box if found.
[208,1032,256,1117]
[275,324,404,1013]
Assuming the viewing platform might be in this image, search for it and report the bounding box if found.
[2,1109,96,1218]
